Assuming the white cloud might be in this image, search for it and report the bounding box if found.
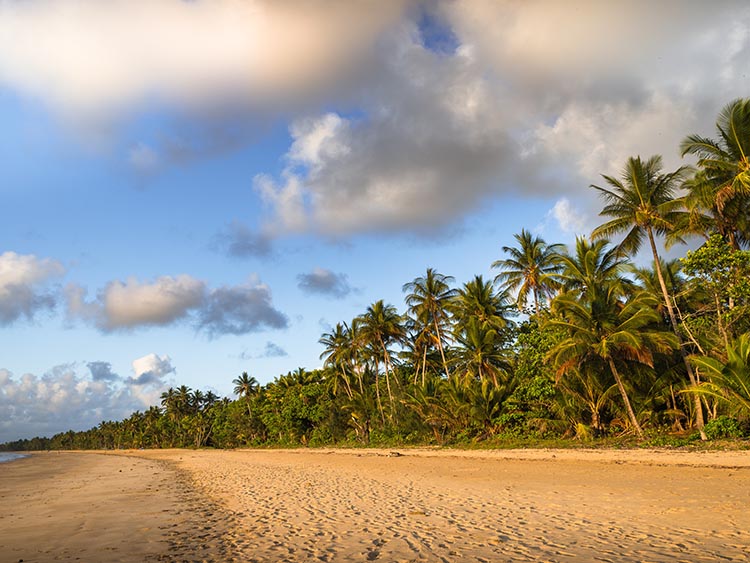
[66,275,206,331]
[129,353,175,386]
[549,198,589,236]
[66,274,287,335]
[0,0,407,121]
[0,251,65,325]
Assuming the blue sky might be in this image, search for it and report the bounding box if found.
[2,0,750,442]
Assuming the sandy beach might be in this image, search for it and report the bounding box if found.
[2,448,750,562]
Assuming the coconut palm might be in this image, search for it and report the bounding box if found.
[680,98,750,249]
[451,275,514,335]
[233,372,258,398]
[319,323,355,398]
[359,300,406,418]
[403,269,457,378]
[591,156,706,431]
[549,285,677,439]
[557,237,631,297]
[690,333,750,417]
[492,229,564,314]
[451,317,512,387]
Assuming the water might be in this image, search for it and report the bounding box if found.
[0,453,26,464]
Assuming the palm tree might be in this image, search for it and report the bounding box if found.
[319,323,354,398]
[549,285,677,439]
[451,275,514,335]
[403,269,457,378]
[359,300,405,418]
[492,229,564,314]
[680,98,750,249]
[233,372,258,398]
[557,237,630,297]
[591,156,705,432]
[451,318,512,387]
[690,333,750,417]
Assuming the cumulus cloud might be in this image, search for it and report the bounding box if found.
[0,0,407,120]
[198,280,288,337]
[297,268,353,298]
[253,1,750,236]
[66,274,288,336]
[0,251,65,325]
[87,361,119,382]
[0,364,161,443]
[214,221,273,258]
[66,275,206,331]
[127,353,175,386]
[4,1,750,237]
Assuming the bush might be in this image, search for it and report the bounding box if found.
[703,416,744,439]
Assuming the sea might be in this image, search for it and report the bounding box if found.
[0,453,26,464]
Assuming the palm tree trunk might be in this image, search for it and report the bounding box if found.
[646,229,706,435]
[607,358,644,440]
[340,366,353,399]
[433,317,450,378]
[373,359,385,425]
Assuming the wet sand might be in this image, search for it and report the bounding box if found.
[2,448,750,562]
[0,452,231,562]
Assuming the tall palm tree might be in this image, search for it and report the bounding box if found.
[591,156,705,432]
[233,372,258,398]
[319,323,354,399]
[492,229,564,315]
[359,300,405,417]
[680,98,750,249]
[403,269,457,378]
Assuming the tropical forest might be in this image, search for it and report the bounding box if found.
[5,99,750,452]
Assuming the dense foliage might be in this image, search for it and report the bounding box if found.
[5,99,750,451]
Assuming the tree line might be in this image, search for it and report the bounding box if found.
[4,98,750,452]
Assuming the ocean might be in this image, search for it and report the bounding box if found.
[0,453,26,464]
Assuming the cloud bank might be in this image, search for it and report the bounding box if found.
[0,363,166,443]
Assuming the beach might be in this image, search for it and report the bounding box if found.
[2,448,749,562]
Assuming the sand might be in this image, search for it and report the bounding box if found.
[2,448,750,562]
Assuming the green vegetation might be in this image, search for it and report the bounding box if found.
[4,99,750,452]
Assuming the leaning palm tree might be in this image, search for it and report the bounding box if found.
[591,155,705,432]
[403,269,457,378]
[680,98,750,249]
[492,229,564,315]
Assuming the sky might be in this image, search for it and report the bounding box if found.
[2,0,750,443]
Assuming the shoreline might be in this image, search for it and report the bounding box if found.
[0,451,233,562]
[3,448,750,562]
